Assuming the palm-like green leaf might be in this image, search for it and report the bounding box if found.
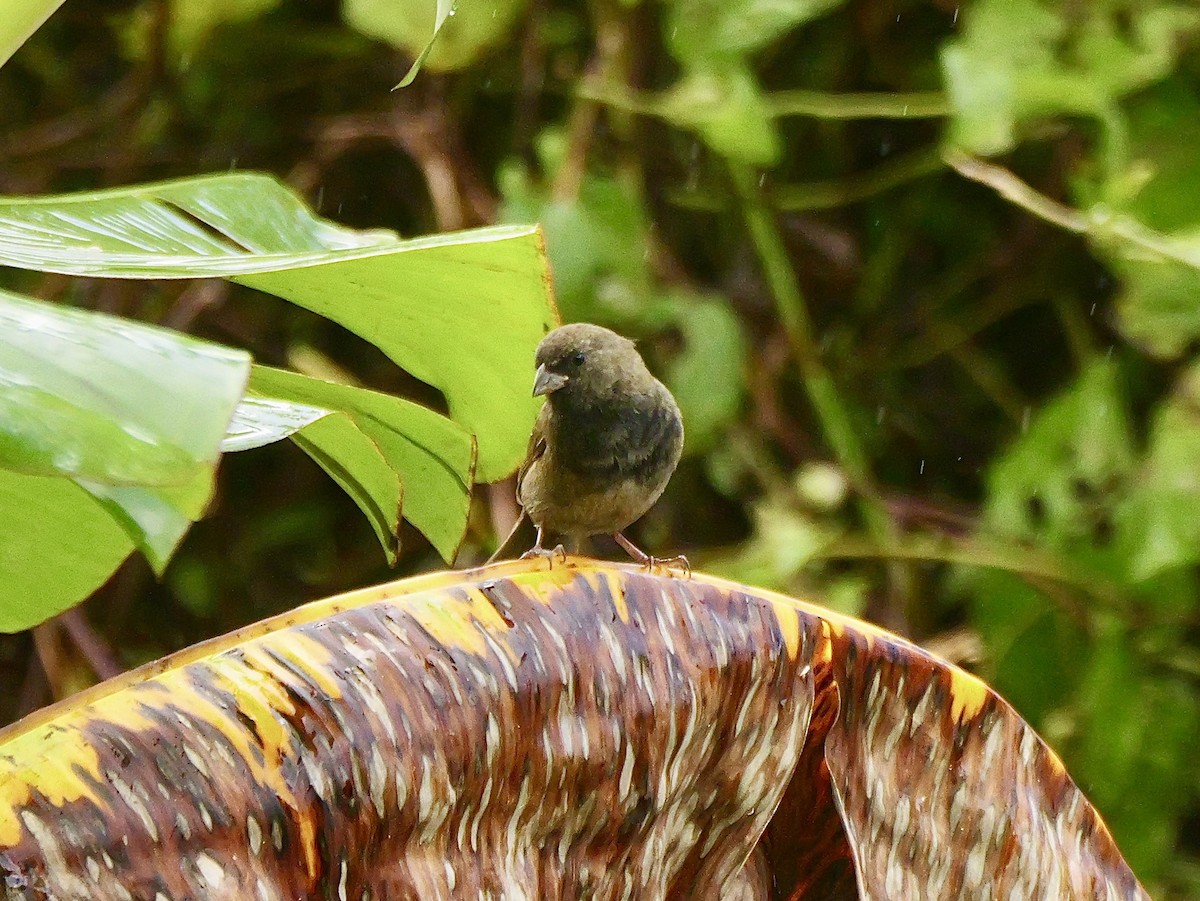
[0,173,556,482]
[0,288,252,627]
[0,0,64,68]
[238,365,476,562]
[0,173,556,627]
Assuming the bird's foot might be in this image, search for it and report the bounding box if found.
[612,533,691,577]
[650,553,692,578]
[520,543,568,566]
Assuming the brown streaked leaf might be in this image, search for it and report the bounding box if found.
[0,560,1147,899]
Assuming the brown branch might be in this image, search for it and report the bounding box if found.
[30,621,65,700]
[60,609,124,681]
[0,76,142,161]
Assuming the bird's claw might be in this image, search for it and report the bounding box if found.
[520,544,568,566]
[645,553,691,578]
[612,532,690,578]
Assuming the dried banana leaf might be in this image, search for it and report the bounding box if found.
[0,560,1147,899]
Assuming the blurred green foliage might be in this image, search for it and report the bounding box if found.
[2,0,1200,893]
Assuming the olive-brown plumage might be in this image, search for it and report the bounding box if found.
[494,323,685,565]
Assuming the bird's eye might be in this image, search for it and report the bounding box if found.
[571,351,586,367]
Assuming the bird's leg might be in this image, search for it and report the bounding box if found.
[612,532,690,577]
[520,526,568,565]
[612,532,650,565]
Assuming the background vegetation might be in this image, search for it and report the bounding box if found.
[2,0,1199,895]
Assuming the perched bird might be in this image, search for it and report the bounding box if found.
[491,323,686,568]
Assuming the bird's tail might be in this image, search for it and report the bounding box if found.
[486,511,529,564]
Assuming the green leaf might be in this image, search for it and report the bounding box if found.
[662,296,746,453]
[235,245,546,483]
[666,0,843,67]
[940,0,1071,155]
[245,366,476,562]
[1110,253,1200,359]
[0,0,64,69]
[1075,84,1200,359]
[1069,620,1200,881]
[0,176,387,273]
[291,415,402,563]
[1070,619,1143,795]
[963,360,1137,725]
[658,69,780,166]
[224,390,402,562]
[76,472,215,574]
[1103,676,1200,877]
[966,569,1086,726]
[1117,363,1200,581]
[0,288,248,578]
[222,394,330,452]
[342,0,528,77]
[940,1,1200,158]
[393,0,455,88]
[0,288,250,485]
[984,358,1134,573]
[0,173,556,481]
[500,137,653,322]
[0,469,133,633]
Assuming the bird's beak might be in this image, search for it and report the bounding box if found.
[532,364,569,397]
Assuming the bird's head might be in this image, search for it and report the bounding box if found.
[532,323,648,403]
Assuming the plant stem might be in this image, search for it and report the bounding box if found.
[668,147,942,214]
[582,82,950,122]
[947,148,1200,271]
[728,163,870,484]
[770,146,945,211]
[729,162,921,619]
[945,149,1087,232]
[947,342,1028,423]
[765,90,949,120]
[815,533,1122,610]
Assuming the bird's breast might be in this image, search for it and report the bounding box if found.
[520,387,683,537]
[552,390,682,483]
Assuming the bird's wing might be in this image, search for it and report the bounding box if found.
[516,402,551,507]
[487,405,551,563]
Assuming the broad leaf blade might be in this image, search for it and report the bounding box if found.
[221,394,331,453]
[235,235,549,483]
[0,288,249,586]
[0,174,556,481]
[0,288,250,486]
[0,174,388,272]
[291,417,403,565]
[247,366,475,561]
[76,471,215,575]
[0,469,133,633]
[223,390,404,563]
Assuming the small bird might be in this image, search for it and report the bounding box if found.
[491,323,687,569]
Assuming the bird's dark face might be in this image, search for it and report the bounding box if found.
[532,323,647,404]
